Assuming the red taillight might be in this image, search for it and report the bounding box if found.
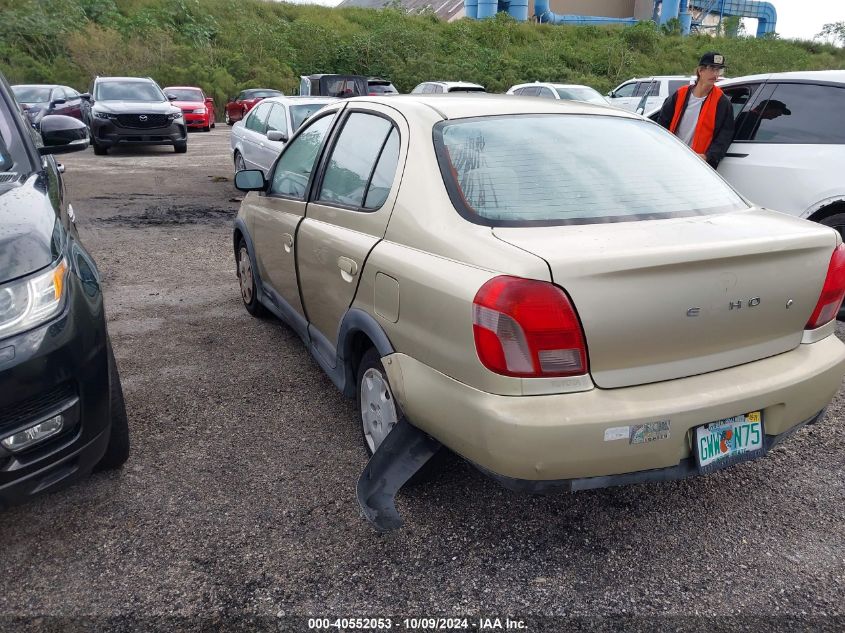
[472,276,588,378]
[806,243,845,330]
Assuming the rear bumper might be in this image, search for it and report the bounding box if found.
[0,274,111,508]
[384,335,845,483]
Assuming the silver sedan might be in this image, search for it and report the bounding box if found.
[230,96,338,176]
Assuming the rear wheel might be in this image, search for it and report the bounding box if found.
[356,348,444,482]
[174,142,187,154]
[94,340,130,471]
[819,211,845,241]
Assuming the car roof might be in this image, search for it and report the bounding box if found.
[12,84,63,89]
[259,96,340,106]
[622,75,691,83]
[345,94,639,120]
[719,70,845,86]
[425,81,485,88]
[511,82,598,90]
[96,76,156,83]
[164,86,204,91]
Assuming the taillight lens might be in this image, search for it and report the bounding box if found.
[806,243,845,330]
[472,276,588,377]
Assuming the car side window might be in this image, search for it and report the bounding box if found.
[634,82,657,97]
[269,113,335,199]
[236,91,247,101]
[512,88,525,96]
[420,84,433,94]
[363,128,400,210]
[265,104,288,134]
[722,84,761,141]
[538,87,556,99]
[433,85,444,94]
[613,82,636,98]
[522,86,539,97]
[245,102,271,133]
[668,80,689,95]
[745,83,845,144]
[317,112,394,209]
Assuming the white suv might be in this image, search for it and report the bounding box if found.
[607,75,691,112]
[712,71,845,232]
[410,81,485,94]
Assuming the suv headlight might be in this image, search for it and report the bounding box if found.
[167,112,183,121]
[93,111,116,120]
[0,259,68,340]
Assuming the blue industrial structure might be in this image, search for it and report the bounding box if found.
[464,0,777,36]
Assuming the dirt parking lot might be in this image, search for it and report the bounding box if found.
[1,128,844,631]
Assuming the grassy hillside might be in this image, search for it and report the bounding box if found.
[2,0,844,114]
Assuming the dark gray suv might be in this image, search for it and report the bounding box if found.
[84,76,187,154]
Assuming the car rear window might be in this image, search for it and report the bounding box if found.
[434,114,747,226]
[166,88,204,101]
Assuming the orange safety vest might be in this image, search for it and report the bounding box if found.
[669,85,723,155]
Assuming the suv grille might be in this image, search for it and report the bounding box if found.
[116,114,168,129]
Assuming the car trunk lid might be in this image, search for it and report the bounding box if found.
[493,209,837,388]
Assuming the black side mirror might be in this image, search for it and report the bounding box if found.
[51,98,67,107]
[234,169,267,192]
[79,93,91,101]
[38,115,89,155]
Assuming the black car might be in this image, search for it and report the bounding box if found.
[299,74,368,98]
[83,76,187,155]
[1,71,129,508]
[11,84,88,127]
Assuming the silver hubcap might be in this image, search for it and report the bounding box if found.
[238,247,254,305]
[360,367,398,453]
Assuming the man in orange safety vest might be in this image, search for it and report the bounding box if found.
[657,52,735,168]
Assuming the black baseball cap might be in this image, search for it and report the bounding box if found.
[698,51,727,68]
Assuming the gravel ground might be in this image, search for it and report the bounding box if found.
[1,128,843,631]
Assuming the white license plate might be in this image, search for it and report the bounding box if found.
[695,412,763,470]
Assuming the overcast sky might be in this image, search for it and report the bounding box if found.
[280,0,843,41]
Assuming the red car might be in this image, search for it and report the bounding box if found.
[224,89,283,125]
[163,86,215,132]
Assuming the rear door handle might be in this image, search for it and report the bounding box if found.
[337,256,358,281]
[282,233,293,253]
[724,152,748,158]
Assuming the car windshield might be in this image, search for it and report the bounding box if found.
[435,114,747,226]
[166,88,203,101]
[96,82,165,101]
[11,86,52,103]
[0,98,31,175]
[555,87,607,105]
[246,90,282,99]
[290,104,328,131]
